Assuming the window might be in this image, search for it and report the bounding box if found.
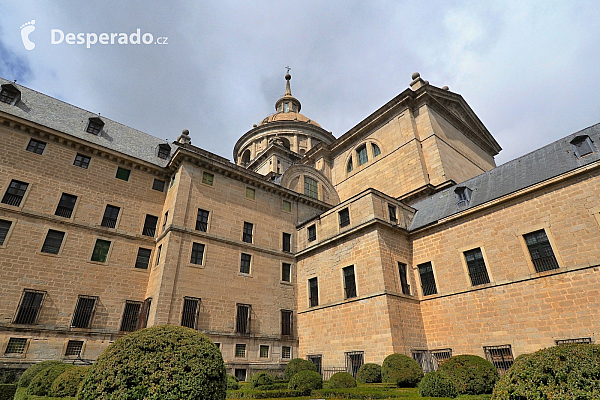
[246,187,255,200]
[101,205,120,228]
[282,200,291,212]
[243,222,253,243]
[152,179,165,192]
[464,248,490,286]
[156,244,162,265]
[135,248,152,269]
[304,176,318,199]
[235,344,246,357]
[339,208,350,228]
[73,153,91,169]
[281,310,293,336]
[120,301,142,332]
[214,342,221,350]
[190,243,205,265]
[115,167,130,181]
[2,179,29,206]
[236,304,251,334]
[309,277,319,307]
[347,157,353,173]
[282,263,291,282]
[281,346,292,359]
[571,135,594,157]
[14,289,45,324]
[0,85,19,104]
[0,219,12,245]
[388,204,397,223]
[398,262,410,295]
[4,338,27,354]
[345,351,364,378]
[137,298,152,330]
[455,186,472,208]
[65,340,84,357]
[26,139,46,154]
[162,211,168,233]
[418,262,437,296]
[181,297,200,329]
[307,225,316,242]
[142,215,158,237]
[307,355,322,374]
[343,266,357,299]
[240,253,251,274]
[41,230,65,254]
[484,345,514,375]
[234,369,247,381]
[71,295,98,328]
[86,117,104,135]
[157,144,171,159]
[555,337,592,345]
[91,239,111,262]
[259,345,269,358]
[372,143,381,157]
[55,193,77,218]
[202,171,214,186]
[356,145,368,166]
[524,230,559,272]
[412,349,452,373]
[196,209,209,232]
[283,232,291,252]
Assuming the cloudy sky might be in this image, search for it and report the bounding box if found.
[1,0,599,165]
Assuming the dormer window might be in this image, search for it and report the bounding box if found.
[0,84,20,105]
[570,135,594,158]
[356,144,368,166]
[157,143,171,159]
[455,186,472,208]
[86,117,104,135]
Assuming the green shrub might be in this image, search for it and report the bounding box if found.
[328,372,357,389]
[251,382,288,390]
[0,369,21,384]
[438,354,498,395]
[283,358,317,381]
[287,370,322,392]
[381,354,423,387]
[227,374,240,390]
[77,325,226,400]
[356,363,381,383]
[249,372,275,388]
[225,388,310,398]
[48,367,89,398]
[492,343,600,400]
[418,371,457,398]
[311,385,408,399]
[27,363,74,396]
[0,384,17,400]
[18,361,64,388]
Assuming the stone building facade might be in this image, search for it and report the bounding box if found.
[0,73,598,378]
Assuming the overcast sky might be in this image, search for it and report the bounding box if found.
[1,0,599,165]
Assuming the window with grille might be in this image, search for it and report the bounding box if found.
[309,278,319,307]
[412,349,452,372]
[571,135,594,157]
[234,368,247,381]
[464,248,491,286]
[307,225,316,242]
[86,118,104,135]
[0,219,13,246]
[155,245,162,266]
[14,289,45,325]
[524,230,559,272]
[157,144,171,159]
[236,304,251,334]
[142,215,158,237]
[137,298,151,330]
[345,351,364,378]
[307,355,322,374]
[55,193,77,218]
[281,310,292,336]
[282,346,292,359]
[246,187,255,200]
[101,205,120,228]
[73,153,91,169]
[71,295,98,328]
[5,338,27,354]
[91,239,111,262]
[115,167,130,181]
[372,143,381,157]
[41,230,65,254]
[259,345,269,358]
[120,301,142,332]
[235,344,246,358]
[282,263,291,282]
[555,337,592,345]
[356,145,368,166]
[240,253,251,274]
[484,345,514,375]
[398,262,411,295]
[202,171,214,186]
[196,209,209,232]
[2,180,29,206]
[339,208,350,228]
[152,179,165,192]
[304,176,318,199]
[0,86,19,104]
[418,262,437,296]
[243,222,253,243]
[347,158,353,173]
[190,243,205,265]
[343,266,357,299]
[388,204,397,223]
[181,297,200,329]
[162,211,168,233]
[283,232,291,252]
[135,248,152,269]
[26,139,46,154]
[65,340,84,357]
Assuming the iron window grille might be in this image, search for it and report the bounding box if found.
[281,346,292,359]
[71,295,98,328]
[41,230,65,254]
[307,225,316,242]
[571,135,594,157]
[234,369,247,381]
[235,344,246,357]
[0,87,19,104]
[55,193,77,218]
[388,204,398,223]
[283,232,291,252]
[202,171,214,186]
[345,351,364,378]
[73,153,91,169]
[190,243,205,265]
[142,215,158,237]
[162,211,168,233]
[120,301,142,332]
[398,262,411,295]
[136,298,151,330]
[464,248,491,286]
[0,219,13,246]
[281,310,293,336]
[86,118,104,135]
[26,139,46,154]
[309,277,319,307]
[484,345,514,375]
[339,208,350,228]
[157,144,171,159]
[356,145,368,166]
[64,340,84,357]
[115,167,130,181]
[304,176,318,199]
[412,349,453,373]
[91,239,111,262]
[372,143,381,157]
[455,186,472,208]
[307,355,322,374]
[152,179,165,192]
[524,230,559,272]
[135,248,152,269]
[242,222,253,243]
[181,297,200,329]
[2,180,29,206]
[101,205,120,228]
[343,266,357,299]
[236,304,251,334]
[418,262,438,296]
[282,263,291,282]
[196,209,209,232]
[5,338,27,354]
[259,345,269,358]
[555,337,592,345]
[14,289,46,325]
[240,253,251,274]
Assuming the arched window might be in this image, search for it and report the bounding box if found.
[241,149,251,165]
[372,143,381,157]
[356,145,368,166]
[347,157,353,173]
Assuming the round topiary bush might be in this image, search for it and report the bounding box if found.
[381,354,423,387]
[418,371,458,398]
[283,358,317,381]
[288,370,322,392]
[226,374,239,390]
[27,363,74,396]
[492,343,600,400]
[328,372,357,389]
[438,354,499,395]
[49,366,89,398]
[77,325,226,400]
[250,371,275,388]
[356,363,381,383]
[18,360,63,388]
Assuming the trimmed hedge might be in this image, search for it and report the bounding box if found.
[381,354,423,387]
[18,361,64,388]
[356,363,381,383]
[227,374,240,390]
[249,372,275,389]
[288,370,322,391]
[492,343,600,400]
[418,371,457,398]
[226,388,310,398]
[0,384,17,400]
[251,382,288,390]
[77,325,226,400]
[311,386,408,399]
[438,354,498,395]
[0,369,20,384]
[27,363,74,396]
[328,372,357,389]
[48,367,89,398]
[283,358,317,381]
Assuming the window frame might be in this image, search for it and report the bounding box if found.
[242,222,254,244]
[64,340,85,357]
[190,242,206,266]
[281,309,293,337]
[570,135,595,157]
[388,204,398,223]
[40,229,66,255]
[115,167,131,181]
[522,229,560,273]
[86,117,104,135]
[398,262,411,295]
[304,176,318,199]
[181,297,201,329]
[13,289,46,325]
[90,238,112,263]
[70,295,98,329]
[245,187,256,200]
[4,338,28,356]
[307,224,316,242]
[342,265,357,299]
[202,171,214,186]
[463,248,491,286]
[1,179,30,208]
[281,346,292,359]
[240,252,252,275]
[100,204,121,229]
[259,344,270,358]
[417,261,438,296]
[152,179,166,192]
[235,343,247,358]
[235,303,251,334]
[25,138,47,155]
[55,193,78,219]
[195,209,210,232]
[282,200,292,213]
[142,214,159,237]
[0,217,16,248]
[73,153,91,169]
[282,232,291,253]
[356,144,368,166]
[281,262,292,283]
[308,277,319,307]
[120,300,142,332]
[338,208,350,228]
[135,247,152,270]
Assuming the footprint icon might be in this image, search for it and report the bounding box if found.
[20,20,36,50]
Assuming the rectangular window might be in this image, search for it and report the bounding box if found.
[196,209,209,232]
[0,88,18,104]
[304,176,318,199]
[388,204,397,223]
[234,368,247,381]
[162,211,168,233]
[418,262,437,296]
[137,298,151,330]
[281,310,292,336]
[202,171,214,186]
[41,230,65,254]
[91,239,111,262]
[345,351,364,378]
[398,262,410,295]
[26,139,46,154]
[484,345,514,375]
[86,119,103,135]
[5,338,27,354]
[181,297,200,329]
[307,355,322,374]
[246,187,255,200]
[240,253,251,274]
[14,289,45,325]
[259,345,269,358]
[464,248,491,286]
[190,243,205,265]
[152,179,165,192]
[142,215,158,237]
[242,222,253,243]
[282,263,291,282]
[281,346,292,359]
[235,344,246,357]
[343,265,357,299]
[115,167,130,181]
[339,208,350,228]
[101,205,120,228]
[2,180,29,207]
[236,304,251,334]
[120,301,142,332]
[357,145,368,165]
[73,154,91,169]
[555,337,592,345]
[0,219,13,246]
[309,277,319,307]
[65,340,84,357]
[55,193,77,218]
[282,200,291,212]
[135,248,152,269]
[307,225,316,242]
[71,295,98,328]
[524,230,559,272]
[283,232,291,252]
[156,244,162,266]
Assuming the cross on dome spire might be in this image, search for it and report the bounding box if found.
[275,69,301,113]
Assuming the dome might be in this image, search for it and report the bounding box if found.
[258,111,322,127]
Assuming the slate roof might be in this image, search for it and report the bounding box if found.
[0,77,170,167]
[409,123,600,230]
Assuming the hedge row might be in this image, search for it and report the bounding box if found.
[226,388,310,398]
[312,387,408,399]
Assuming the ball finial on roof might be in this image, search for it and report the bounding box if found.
[442,86,449,90]
[182,129,189,136]
[411,72,420,80]
[285,73,291,81]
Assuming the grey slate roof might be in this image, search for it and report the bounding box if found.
[409,123,600,230]
[0,77,170,167]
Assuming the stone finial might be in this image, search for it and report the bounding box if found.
[284,73,292,96]
[411,72,420,80]
[177,129,191,145]
[410,72,426,91]
[442,86,449,91]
